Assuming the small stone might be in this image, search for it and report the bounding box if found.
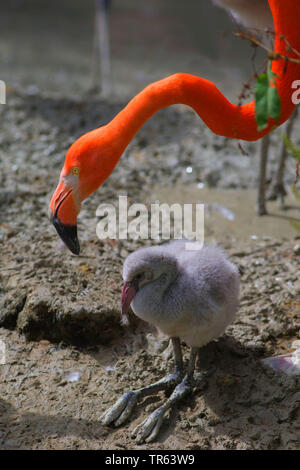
[293,244,300,255]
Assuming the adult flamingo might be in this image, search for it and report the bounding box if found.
[50,1,300,255]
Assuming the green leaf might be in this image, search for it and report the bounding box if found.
[255,66,281,131]
[267,68,278,85]
[267,85,281,121]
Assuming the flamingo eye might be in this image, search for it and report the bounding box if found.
[71,166,80,176]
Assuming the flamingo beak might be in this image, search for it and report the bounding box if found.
[121,281,138,314]
[51,214,80,255]
[50,181,80,255]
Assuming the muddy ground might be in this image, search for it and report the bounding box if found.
[0,0,300,451]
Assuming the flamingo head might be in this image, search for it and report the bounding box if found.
[49,127,118,255]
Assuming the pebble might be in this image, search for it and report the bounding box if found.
[293,244,300,255]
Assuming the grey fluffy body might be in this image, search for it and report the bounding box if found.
[123,241,240,348]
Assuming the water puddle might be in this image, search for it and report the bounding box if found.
[143,184,300,244]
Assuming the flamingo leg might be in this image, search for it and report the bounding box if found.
[257,134,270,215]
[267,106,299,205]
[92,0,112,95]
[132,347,199,444]
[100,337,184,428]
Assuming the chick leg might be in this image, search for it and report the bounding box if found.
[100,337,183,427]
[133,347,198,443]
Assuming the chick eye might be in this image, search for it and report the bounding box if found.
[71,166,80,176]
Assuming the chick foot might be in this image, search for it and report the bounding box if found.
[100,370,183,427]
[132,375,194,443]
[100,340,201,443]
[100,390,140,427]
[100,337,184,428]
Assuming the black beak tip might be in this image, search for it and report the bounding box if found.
[51,214,80,255]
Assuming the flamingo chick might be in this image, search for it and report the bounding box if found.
[100,241,240,443]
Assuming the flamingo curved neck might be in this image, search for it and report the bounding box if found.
[104,0,299,163]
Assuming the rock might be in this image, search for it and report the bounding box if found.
[16,284,124,345]
[0,290,27,328]
[293,244,300,255]
[17,286,54,338]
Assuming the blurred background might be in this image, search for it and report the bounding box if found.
[1,0,259,100]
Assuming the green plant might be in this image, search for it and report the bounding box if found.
[255,65,281,131]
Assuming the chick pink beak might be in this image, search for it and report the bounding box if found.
[121,282,137,314]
